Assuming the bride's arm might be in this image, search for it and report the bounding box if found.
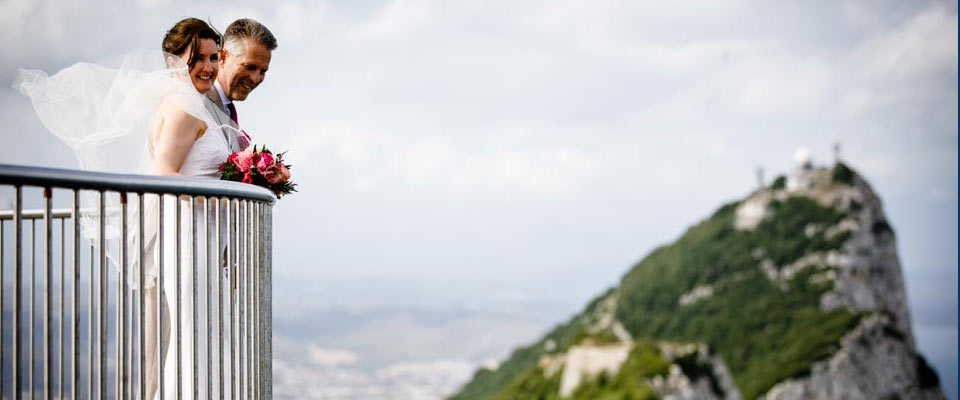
[150,105,206,177]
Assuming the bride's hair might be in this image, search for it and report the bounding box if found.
[162,18,222,68]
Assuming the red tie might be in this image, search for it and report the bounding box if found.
[227,103,238,124]
[227,103,252,149]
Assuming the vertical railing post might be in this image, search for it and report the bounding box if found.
[175,197,182,400]
[265,203,273,398]
[98,191,107,399]
[30,218,36,400]
[206,197,213,400]
[238,200,245,400]
[158,194,165,400]
[138,193,146,400]
[217,197,224,400]
[12,186,22,399]
[72,190,80,400]
[59,216,65,399]
[192,196,199,400]
[252,202,258,400]
[246,200,253,399]
[229,199,236,400]
[251,202,257,400]
[255,202,262,400]
[119,192,128,400]
[0,211,4,399]
[43,188,53,400]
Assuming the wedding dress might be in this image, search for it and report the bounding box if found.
[15,51,242,400]
[151,116,233,400]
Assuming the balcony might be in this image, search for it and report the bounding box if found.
[0,164,274,399]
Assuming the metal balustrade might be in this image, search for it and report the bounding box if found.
[0,164,274,399]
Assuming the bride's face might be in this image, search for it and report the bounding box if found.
[179,38,219,93]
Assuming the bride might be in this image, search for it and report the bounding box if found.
[16,17,240,400]
[148,18,235,400]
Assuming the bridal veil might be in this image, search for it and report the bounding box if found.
[13,50,234,289]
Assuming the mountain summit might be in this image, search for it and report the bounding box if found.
[451,162,944,400]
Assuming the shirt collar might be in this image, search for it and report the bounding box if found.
[214,80,231,112]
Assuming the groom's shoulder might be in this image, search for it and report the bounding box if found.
[203,88,222,107]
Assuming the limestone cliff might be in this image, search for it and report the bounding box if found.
[450,162,943,400]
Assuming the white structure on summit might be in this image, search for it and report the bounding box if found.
[788,146,815,191]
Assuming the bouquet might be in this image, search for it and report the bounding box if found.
[219,145,296,198]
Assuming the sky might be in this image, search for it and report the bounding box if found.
[0,0,956,398]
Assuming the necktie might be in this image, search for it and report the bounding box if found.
[226,103,252,150]
[227,103,238,124]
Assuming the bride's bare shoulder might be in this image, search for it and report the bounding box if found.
[149,100,209,149]
[155,97,208,131]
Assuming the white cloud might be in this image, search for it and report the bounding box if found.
[308,345,360,367]
[854,4,958,80]
[274,358,474,400]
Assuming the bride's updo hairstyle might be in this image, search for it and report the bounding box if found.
[162,18,221,68]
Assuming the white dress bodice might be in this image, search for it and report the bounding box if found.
[178,126,233,178]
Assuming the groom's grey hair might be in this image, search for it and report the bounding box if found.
[223,19,278,55]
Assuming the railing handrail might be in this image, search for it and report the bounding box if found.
[0,164,276,204]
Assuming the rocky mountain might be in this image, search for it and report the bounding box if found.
[450,161,944,400]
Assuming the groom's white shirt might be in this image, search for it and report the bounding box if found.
[214,80,232,115]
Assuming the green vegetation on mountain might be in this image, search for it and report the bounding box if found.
[616,196,859,399]
[770,175,787,190]
[452,167,866,400]
[452,294,609,400]
[489,366,562,400]
[490,340,669,400]
[831,162,855,185]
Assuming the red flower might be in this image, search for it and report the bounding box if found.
[242,172,253,184]
[234,149,256,172]
[257,152,275,172]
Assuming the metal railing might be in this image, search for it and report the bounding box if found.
[0,164,274,399]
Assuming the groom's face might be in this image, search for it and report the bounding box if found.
[219,38,272,102]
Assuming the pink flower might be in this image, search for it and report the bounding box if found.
[234,149,255,172]
[242,172,253,184]
[263,168,283,184]
[277,163,291,181]
[256,152,275,173]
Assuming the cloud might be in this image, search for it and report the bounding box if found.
[854,4,958,80]
[274,358,474,400]
[308,345,361,367]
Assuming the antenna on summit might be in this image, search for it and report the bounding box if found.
[833,142,842,163]
[756,166,765,189]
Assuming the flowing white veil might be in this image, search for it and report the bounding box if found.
[13,50,236,289]
[14,51,222,173]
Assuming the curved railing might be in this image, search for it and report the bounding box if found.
[0,164,274,399]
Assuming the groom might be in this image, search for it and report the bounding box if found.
[206,18,277,152]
